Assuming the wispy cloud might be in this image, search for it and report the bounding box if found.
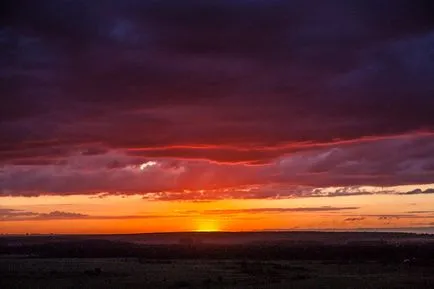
[0,208,182,222]
[406,210,434,214]
[399,189,434,195]
[181,206,359,216]
[0,208,39,218]
[344,217,365,222]
[340,213,434,220]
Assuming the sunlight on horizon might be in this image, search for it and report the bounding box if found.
[195,219,221,232]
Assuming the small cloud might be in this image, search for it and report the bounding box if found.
[406,210,434,214]
[399,188,434,195]
[344,217,365,222]
[378,216,400,220]
[139,161,158,170]
[35,211,88,220]
[1,209,88,221]
[0,208,39,218]
[343,213,434,220]
[320,192,374,198]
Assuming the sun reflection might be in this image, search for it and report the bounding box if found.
[195,219,220,232]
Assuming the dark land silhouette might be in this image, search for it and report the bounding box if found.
[2,231,434,288]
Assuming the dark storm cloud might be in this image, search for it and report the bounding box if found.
[1,1,434,195]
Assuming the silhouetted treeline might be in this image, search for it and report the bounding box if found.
[2,239,434,264]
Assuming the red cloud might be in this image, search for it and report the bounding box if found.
[1,134,433,198]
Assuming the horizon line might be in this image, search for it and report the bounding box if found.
[2,227,434,237]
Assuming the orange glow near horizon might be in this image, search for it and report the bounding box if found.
[195,219,221,232]
[1,191,434,234]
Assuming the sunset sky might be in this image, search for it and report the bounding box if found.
[1,0,434,234]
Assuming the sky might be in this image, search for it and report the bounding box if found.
[1,0,434,234]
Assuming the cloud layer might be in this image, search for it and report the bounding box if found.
[1,134,433,198]
[1,1,434,197]
[0,205,359,221]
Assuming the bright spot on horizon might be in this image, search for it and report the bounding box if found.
[139,161,157,170]
[195,219,221,232]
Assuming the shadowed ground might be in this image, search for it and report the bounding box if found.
[1,258,434,289]
[2,232,434,288]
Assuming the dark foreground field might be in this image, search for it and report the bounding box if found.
[2,232,434,288]
[2,258,434,289]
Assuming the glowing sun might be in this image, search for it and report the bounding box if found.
[195,219,221,232]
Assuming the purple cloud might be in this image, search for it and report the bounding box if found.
[1,1,434,197]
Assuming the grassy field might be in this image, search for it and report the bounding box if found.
[1,257,434,289]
